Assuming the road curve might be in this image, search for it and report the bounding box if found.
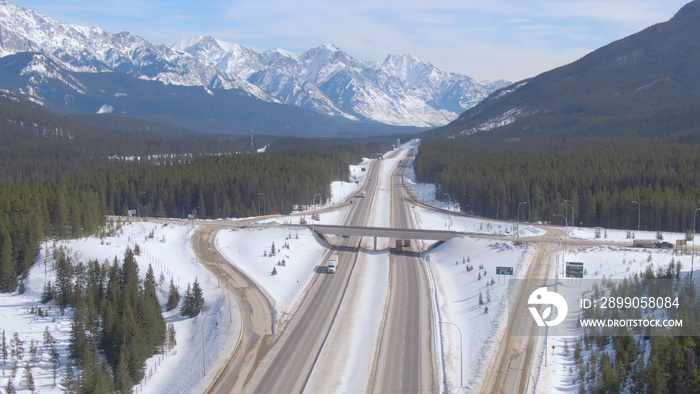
[189,223,275,394]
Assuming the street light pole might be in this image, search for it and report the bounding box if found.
[507,368,536,394]
[464,193,472,214]
[137,191,145,218]
[492,196,500,220]
[518,201,528,227]
[557,199,574,228]
[201,313,217,376]
[445,193,451,231]
[257,193,265,216]
[553,214,568,256]
[440,321,463,388]
[631,200,641,231]
[692,208,700,279]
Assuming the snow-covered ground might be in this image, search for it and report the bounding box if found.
[215,226,327,319]
[536,243,695,393]
[3,138,693,394]
[0,220,239,394]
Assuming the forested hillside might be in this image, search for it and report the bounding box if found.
[414,134,700,232]
[432,0,700,140]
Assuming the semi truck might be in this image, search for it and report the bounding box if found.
[328,254,338,273]
[633,239,674,249]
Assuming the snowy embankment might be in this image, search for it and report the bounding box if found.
[215,226,327,319]
[419,221,535,392]
[214,156,371,318]
[0,220,240,394]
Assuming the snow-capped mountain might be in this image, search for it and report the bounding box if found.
[0,0,508,128]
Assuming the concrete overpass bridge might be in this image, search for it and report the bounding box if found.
[273,224,474,251]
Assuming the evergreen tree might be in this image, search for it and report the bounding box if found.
[114,344,132,393]
[68,298,88,363]
[1,329,7,365]
[145,263,155,286]
[191,278,205,317]
[21,363,35,393]
[43,326,59,363]
[60,362,80,394]
[0,231,18,292]
[166,278,179,311]
[55,251,74,308]
[10,332,23,362]
[167,323,177,351]
[180,283,192,317]
[41,280,55,303]
[28,339,38,365]
[5,376,16,394]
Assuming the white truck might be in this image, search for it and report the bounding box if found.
[328,254,338,273]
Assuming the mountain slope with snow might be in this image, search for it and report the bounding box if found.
[0,1,508,128]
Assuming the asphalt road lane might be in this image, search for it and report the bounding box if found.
[372,150,435,393]
[247,160,381,394]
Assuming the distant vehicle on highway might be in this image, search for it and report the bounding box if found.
[633,239,674,249]
[328,254,338,273]
[360,191,367,197]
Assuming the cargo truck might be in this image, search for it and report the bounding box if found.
[633,239,674,249]
[328,254,338,273]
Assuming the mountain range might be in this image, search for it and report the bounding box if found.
[0,0,508,135]
[432,0,700,139]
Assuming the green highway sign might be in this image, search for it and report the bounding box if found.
[281,205,293,215]
[566,262,584,278]
[496,266,513,275]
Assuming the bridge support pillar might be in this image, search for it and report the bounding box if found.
[374,237,377,251]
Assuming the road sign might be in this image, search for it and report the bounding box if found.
[281,205,293,215]
[187,214,195,220]
[566,262,584,278]
[496,266,513,275]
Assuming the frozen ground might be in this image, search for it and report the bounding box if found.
[0,220,239,394]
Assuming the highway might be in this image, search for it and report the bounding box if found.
[243,158,384,393]
[371,154,435,392]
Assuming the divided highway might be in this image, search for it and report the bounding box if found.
[200,147,439,394]
[244,159,384,393]
[371,154,435,393]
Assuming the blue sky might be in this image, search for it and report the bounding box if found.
[12,0,691,82]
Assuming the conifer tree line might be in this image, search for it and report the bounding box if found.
[0,136,392,293]
[414,136,700,233]
[37,246,169,392]
[572,263,700,393]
